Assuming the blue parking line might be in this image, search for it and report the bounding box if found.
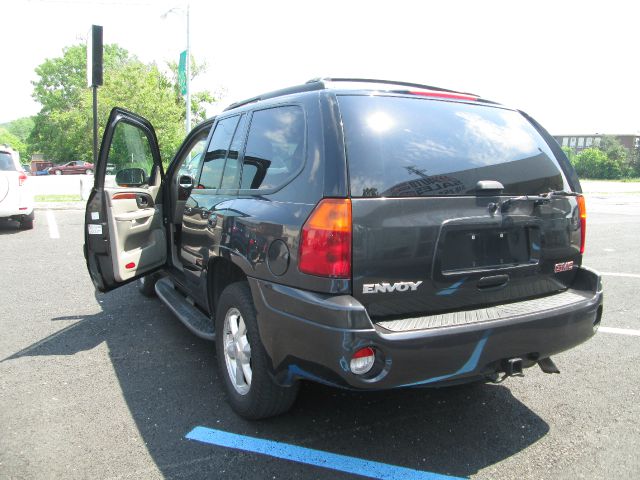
[186,426,465,480]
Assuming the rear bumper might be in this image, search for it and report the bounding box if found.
[0,204,34,218]
[249,266,603,389]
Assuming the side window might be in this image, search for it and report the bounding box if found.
[108,121,155,187]
[177,133,208,180]
[240,106,305,190]
[220,114,248,189]
[198,116,240,189]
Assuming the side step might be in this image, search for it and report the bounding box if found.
[155,277,215,341]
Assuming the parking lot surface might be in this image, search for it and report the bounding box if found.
[1,191,639,479]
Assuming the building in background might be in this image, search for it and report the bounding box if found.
[554,133,640,155]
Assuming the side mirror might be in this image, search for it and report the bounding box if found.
[115,168,147,187]
[179,174,194,189]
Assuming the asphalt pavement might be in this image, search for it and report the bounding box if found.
[1,192,639,479]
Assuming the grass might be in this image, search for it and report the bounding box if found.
[35,194,82,202]
[581,178,640,182]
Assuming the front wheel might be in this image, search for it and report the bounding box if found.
[54,170,61,175]
[86,169,93,175]
[215,282,299,419]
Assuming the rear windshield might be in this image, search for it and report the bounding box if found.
[338,95,567,197]
[0,152,16,171]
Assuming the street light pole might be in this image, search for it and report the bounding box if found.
[185,3,191,133]
[162,4,191,134]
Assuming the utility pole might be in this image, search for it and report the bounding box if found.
[185,4,191,134]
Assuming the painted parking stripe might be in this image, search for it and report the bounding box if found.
[599,327,640,337]
[186,427,463,480]
[46,210,59,239]
[600,272,640,279]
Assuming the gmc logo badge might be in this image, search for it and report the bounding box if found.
[554,261,574,273]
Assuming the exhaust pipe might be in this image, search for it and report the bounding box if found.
[538,357,560,374]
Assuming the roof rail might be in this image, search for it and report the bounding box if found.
[308,77,479,97]
[224,81,325,111]
[223,77,480,112]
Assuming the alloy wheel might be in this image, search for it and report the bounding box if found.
[223,307,252,395]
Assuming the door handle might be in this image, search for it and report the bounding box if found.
[477,274,509,290]
[115,209,154,221]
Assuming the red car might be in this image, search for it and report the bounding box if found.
[49,161,94,175]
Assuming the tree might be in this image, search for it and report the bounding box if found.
[0,117,35,160]
[29,43,215,164]
[573,148,624,179]
[167,56,217,126]
[596,135,631,176]
[0,128,27,161]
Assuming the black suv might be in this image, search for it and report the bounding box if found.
[85,78,603,419]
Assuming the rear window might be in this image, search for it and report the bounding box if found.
[338,95,567,197]
[0,152,16,171]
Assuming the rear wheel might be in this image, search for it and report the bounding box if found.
[86,169,93,175]
[138,273,159,297]
[19,212,34,230]
[215,282,299,419]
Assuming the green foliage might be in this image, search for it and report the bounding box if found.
[0,128,27,160]
[573,148,626,179]
[598,135,628,163]
[167,55,216,125]
[28,43,215,165]
[0,117,35,159]
[561,146,576,164]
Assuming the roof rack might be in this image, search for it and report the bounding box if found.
[224,77,480,111]
[310,77,479,97]
[224,81,325,111]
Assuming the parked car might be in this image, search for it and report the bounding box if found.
[49,161,94,175]
[84,78,602,419]
[0,145,34,229]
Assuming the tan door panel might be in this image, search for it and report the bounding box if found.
[106,188,166,282]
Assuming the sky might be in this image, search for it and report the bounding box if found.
[2,0,639,135]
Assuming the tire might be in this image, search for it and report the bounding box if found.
[215,282,299,419]
[19,212,35,230]
[86,169,93,175]
[54,170,62,175]
[138,273,159,297]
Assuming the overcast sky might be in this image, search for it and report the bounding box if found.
[3,0,639,134]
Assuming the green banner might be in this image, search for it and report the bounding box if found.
[178,50,187,96]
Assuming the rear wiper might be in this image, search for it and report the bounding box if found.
[544,189,579,198]
[498,194,550,211]
[490,189,579,213]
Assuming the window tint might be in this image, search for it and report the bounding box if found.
[220,114,248,189]
[198,116,240,189]
[338,95,566,197]
[240,106,305,190]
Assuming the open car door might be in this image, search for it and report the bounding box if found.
[85,108,167,292]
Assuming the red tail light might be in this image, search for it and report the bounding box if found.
[408,90,478,101]
[298,198,351,278]
[577,195,586,254]
[18,172,27,186]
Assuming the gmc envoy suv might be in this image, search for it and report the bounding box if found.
[84,78,603,419]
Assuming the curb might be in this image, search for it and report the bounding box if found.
[34,202,86,210]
